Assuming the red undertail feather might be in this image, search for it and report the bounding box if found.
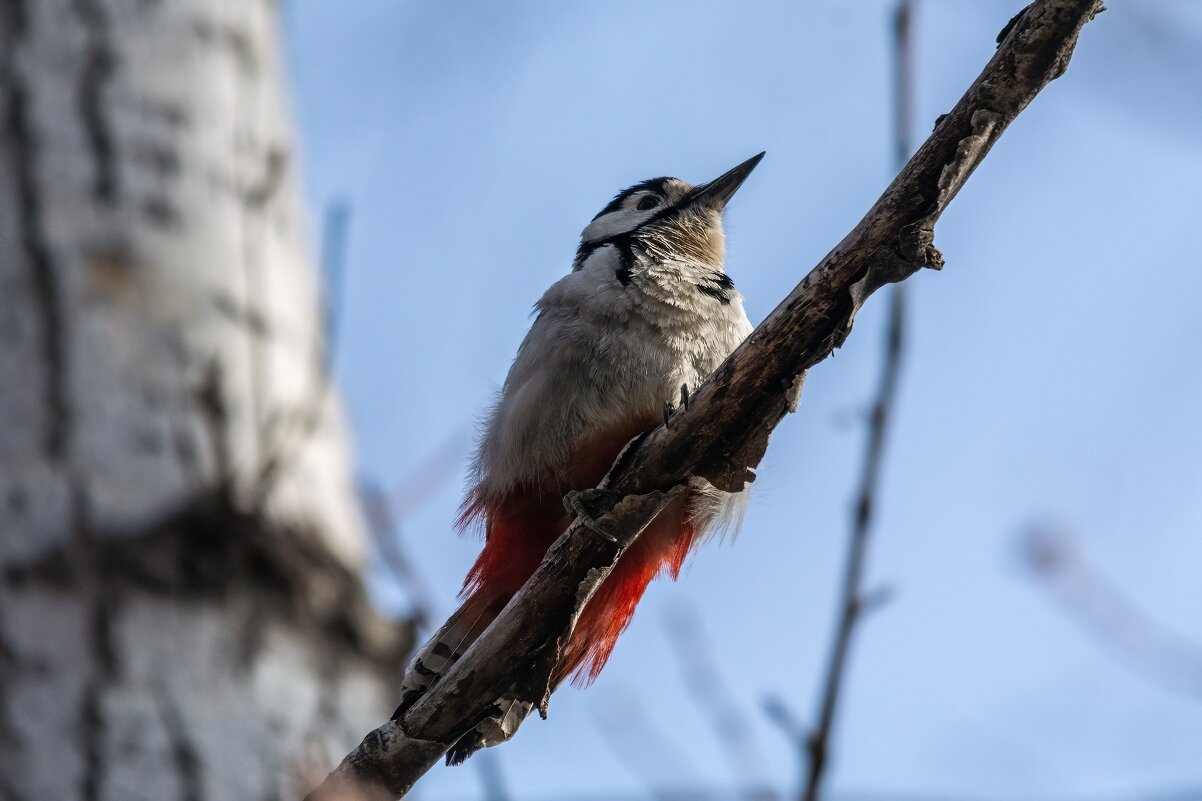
[456,486,566,602]
[456,416,701,684]
[561,507,697,684]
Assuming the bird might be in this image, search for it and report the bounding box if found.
[395,152,763,764]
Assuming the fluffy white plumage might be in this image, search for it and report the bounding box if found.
[397,156,763,764]
[473,180,753,515]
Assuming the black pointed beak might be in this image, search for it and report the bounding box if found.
[689,151,765,210]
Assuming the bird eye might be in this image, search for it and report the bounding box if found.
[636,194,662,211]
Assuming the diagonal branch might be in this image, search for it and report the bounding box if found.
[305,2,1103,798]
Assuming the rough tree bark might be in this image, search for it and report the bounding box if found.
[307,1,1104,799]
[0,2,412,800]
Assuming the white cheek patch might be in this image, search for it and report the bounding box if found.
[581,207,656,243]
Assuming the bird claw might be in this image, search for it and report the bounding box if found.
[663,385,692,428]
[563,489,619,542]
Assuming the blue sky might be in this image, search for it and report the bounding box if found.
[286,2,1202,799]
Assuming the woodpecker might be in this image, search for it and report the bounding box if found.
[397,152,763,763]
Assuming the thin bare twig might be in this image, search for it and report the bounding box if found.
[593,683,714,801]
[893,0,917,168]
[305,5,1103,797]
[472,750,512,801]
[363,429,507,799]
[800,3,914,799]
[359,480,438,632]
[360,426,469,630]
[762,694,806,747]
[1023,525,1202,700]
[663,606,779,801]
[386,425,471,520]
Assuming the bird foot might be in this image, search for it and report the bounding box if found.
[563,489,621,542]
[663,385,692,428]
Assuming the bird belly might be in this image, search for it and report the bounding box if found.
[456,297,748,683]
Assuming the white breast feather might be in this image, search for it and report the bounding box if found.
[470,241,753,539]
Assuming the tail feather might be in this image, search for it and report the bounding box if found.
[557,492,698,684]
[429,416,738,761]
[458,485,567,601]
[394,593,501,720]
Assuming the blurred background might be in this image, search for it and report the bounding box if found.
[287,1,1202,799]
[2,1,1200,800]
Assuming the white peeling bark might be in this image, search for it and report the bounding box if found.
[0,1,411,799]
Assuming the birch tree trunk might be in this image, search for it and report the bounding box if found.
[0,2,412,799]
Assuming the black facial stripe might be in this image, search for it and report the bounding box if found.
[573,237,637,285]
[577,232,730,300]
[579,176,713,267]
[578,196,698,262]
[575,177,715,275]
[573,240,598,269]
[615,185,705,238]
[573,235,636,286]
[615,240,634,286]
[591,177,674,221]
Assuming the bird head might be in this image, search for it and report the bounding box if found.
[572,152,764,274]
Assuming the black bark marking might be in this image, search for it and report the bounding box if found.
[190,16,259,75]
[131,426,165,455]
[77,482,117,801]
[211,292,271,337]
[314,631,342,744]
[139,97,188,129]
[73,0,120,203]
[80,686,104,801]
[7,485,28,515]
[131,140,182,179]
[244,146,286,209]
[226,24,259,76]
[196,361,233,483]
[142,195,180,227]
[158,696,204,801]
[234,592,268,670]
[0,600,26,801]
[2,0,70,460]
